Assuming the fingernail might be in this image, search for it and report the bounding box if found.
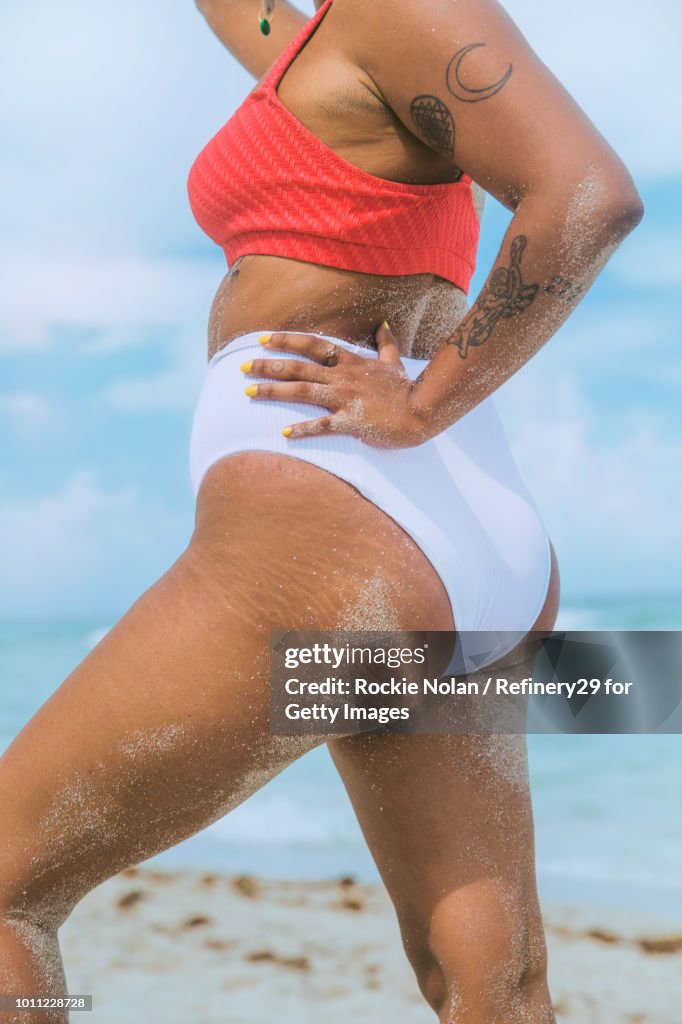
[240,361,253,372]
[244,385,258,397]
[281,426,293,437]
[382,320,391,330]
[258,333,271,345]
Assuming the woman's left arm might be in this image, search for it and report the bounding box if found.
[356,0,643,434]
[245,0,643,443]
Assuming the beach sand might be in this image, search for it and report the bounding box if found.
[58,866,682,1022]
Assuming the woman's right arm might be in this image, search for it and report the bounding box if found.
[195,0,307,79]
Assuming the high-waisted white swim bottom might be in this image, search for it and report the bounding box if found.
[189,330,552,672]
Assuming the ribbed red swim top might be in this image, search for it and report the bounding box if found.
[187,0,480,291]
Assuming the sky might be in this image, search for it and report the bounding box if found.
[0,0,680,619]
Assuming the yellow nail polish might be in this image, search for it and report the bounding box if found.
[382,319,391,330]
[240,360,253,372]
[244,385,258,397]
[281,426,293,437]
[258,333,271,345]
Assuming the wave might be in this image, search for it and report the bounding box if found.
[205,797,361,847]
[85,626,112,650]
[537,856,682,894]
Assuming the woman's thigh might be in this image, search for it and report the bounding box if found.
[326,558,560,1012]
[327,732,547,1007]
[0,453,454,927]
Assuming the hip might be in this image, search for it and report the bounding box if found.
[189,330,552,640]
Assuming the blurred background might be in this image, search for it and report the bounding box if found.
[1,0,680,928]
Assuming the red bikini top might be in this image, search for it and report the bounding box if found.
[187,0,480,291]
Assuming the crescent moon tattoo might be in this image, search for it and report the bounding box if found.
[446,43,513,103]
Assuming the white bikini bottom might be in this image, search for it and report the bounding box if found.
[189,330,552,673]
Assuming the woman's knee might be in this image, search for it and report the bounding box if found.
[0,833,53,932]
[403,880,552,1022]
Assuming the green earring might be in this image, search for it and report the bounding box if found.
[258,7,273,35]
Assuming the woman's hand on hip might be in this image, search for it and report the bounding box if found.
[240,322,433,448]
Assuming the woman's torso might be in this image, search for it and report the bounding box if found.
[205,1,484,361]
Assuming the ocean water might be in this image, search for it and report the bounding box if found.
[1,597,681,920]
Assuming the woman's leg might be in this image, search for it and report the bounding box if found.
[0,453,453,1023]
[329,733,555,1024]
[328,553,560,1024]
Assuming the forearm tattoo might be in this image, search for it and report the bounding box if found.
[543,274,585,304]
[447,235,539,358]
[446,43,513,103]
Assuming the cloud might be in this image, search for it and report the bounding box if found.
[0,392,53,439]
[0,0,249,254]
[0,469,188,617]
[0,254,218,352]
[503,0,681,178]
[540,302,679,388]
[496,364,681,596]
[611,228,682,289]
[104,352,207,413]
